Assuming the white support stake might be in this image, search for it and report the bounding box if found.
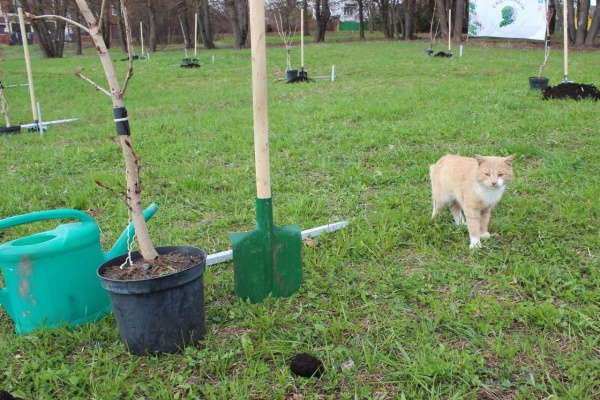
[206,221,349,266]
[36,102,44,134]
[332,65,335,82]
[21,118,78,129]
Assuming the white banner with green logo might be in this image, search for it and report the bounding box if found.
[468,0,548,40]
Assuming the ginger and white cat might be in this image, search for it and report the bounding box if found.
[430,154,515,248]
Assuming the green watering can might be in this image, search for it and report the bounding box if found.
[0,203,158,334]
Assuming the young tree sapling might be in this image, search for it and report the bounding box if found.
[27,0,159,264]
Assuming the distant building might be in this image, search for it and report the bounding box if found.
[0,0,34,45]
[333,0,367,32]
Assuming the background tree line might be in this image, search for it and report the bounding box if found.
[16,0,600,59]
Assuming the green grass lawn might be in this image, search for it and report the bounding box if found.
[1,34,599,399]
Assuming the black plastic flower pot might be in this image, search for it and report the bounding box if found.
[286,70,298,81]
[529,77,549,90]
[97,246,207,355]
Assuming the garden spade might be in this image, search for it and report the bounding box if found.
[229,0,302,303]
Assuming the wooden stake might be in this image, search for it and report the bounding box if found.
[448,9,452,51]
[194,13,198,58]
[301,9,304,69]
[140,21,144,57]
[18,8,38,123]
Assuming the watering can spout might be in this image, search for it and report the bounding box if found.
[106,203,159,260]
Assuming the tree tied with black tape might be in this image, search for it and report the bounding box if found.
[26,0,159,262]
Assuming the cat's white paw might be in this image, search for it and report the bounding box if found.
[469,238,481,249]
[480,232,490,239]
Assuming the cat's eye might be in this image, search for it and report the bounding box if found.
[485,173,490,176]
[498,174,504,177]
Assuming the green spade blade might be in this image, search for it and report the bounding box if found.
[230,198,302,303]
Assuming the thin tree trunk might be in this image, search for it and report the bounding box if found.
[178,1,192,48]
[567,0,576,44]
[584,1,600,46]
[148,0,157,52]
[75,8,83,55]
[378,0,393,38]
[574,0,589,45]
[358,0,365,39]
[403,0,415,40]
[453,0,465,42]
[197,0,216,49]
[22,0,67,58]
[227,0,244,48]
[435,0,449,40]
[115,2,128,53]
[314,0,330,42]
[99,1,111,49]
[75,0,159,261]
[303,0,310,36]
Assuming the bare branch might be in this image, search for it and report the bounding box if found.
[74,69,111,96]
[98,0,107,32]
[95,179,130,209]
[25,12,90,33]
[120,2,134,96]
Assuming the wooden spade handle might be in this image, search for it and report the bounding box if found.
[249,0,271,199]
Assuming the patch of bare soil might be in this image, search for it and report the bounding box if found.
[100,251,202,281]
[543,82,600,101]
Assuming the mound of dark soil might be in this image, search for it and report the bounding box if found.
[287,76,314,83]
[181,63,201,68]
[542,83,600,101]
[289,353,325,378]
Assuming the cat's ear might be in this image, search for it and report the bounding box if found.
[475,155,487,166]
[504,155,515,166]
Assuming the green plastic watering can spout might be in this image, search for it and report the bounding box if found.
[105,203,159,261]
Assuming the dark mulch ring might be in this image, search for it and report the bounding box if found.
[181,63,201,68]
[100,252,203,281]
[287,76,315,83]
[542,82,600,101]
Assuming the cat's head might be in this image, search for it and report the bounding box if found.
[475,155,515,189]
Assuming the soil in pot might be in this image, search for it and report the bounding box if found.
[101,251,202,280]
[543,83,600,101]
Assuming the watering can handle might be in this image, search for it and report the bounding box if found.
[0,209,95,232]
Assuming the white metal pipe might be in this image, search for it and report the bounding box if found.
[36,102,43,134]
[207,221,349,265]
[21,118,78,129]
